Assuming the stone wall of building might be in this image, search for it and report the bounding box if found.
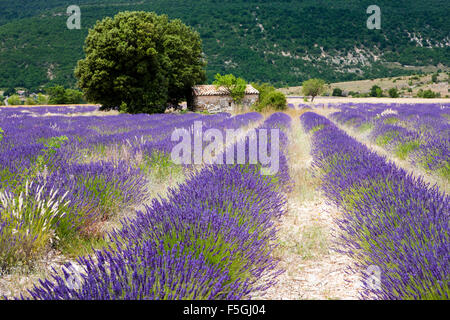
[194,94,259,113]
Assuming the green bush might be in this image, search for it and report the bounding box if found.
[332,87,343,96]
[7,94,21,105]
[431,74,438,83]
[261,91,287,110]
[46,86,85,105]
[36,93,48,105]
[370,85,383,97]
[388,87,399,98]
[417,89,440,98]
[251,83,287,111]
[25,97,36,105]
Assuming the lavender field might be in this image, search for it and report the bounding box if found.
[0,104,448,300]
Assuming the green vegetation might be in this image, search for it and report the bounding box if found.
[388,87,399,98]
[431,73,438,83]
[417,89,441,98]
[25,97,36,105]
[383,117,400,125]
[213,74,247,104]
[7,94,21,105]
[370,85,383,97]
[395,140,421,160]
[358,122,374,133]
[0,1,448,89]
[46,86,84,105]
[332,87,344,97]
[140,151,183,182]
[3,88,15,97]
[375,131,399,146]
[36,93,48,105]
[251,83,286,111]
[302,78,325,102]
[75,11,205,113]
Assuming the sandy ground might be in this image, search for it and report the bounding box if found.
[255,116,362,300]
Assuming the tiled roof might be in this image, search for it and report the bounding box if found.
[193,84,259,96]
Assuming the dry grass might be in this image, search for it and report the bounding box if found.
[280,72,450,98]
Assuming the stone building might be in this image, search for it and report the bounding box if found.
[192,85,259,113]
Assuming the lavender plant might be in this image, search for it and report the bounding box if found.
[301,112,449,300]
[18,112,291,300]
[330,103,449,180]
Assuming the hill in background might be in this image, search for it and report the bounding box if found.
[281,72,450,97]
[0,0,449,90]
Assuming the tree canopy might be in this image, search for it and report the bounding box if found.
[302,78,325,102]
[75,11,206,114]
[46,86,84,104]
[213,73,247,104]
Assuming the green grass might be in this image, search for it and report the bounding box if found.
[383,117,400,125]
[56,233,110,259]
[140,151,183,182]
[310,124,324,134]
[437,161,450,181]
[357,122,374,133]
[375,131,399,146]
[394,140,421,160]
[419,151,450,181]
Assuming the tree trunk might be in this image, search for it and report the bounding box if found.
[185,87,195,111]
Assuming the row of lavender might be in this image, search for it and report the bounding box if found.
[0,106,261,272]
[330,103,450,181]
[20,113,292,300]
[301,112,449,299]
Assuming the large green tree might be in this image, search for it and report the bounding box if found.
[75,11,206,113]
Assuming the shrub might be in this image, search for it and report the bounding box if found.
[252,83,287,111]
[332,88,343,97]
[388,88,399,98]
[7,94,21,105]
[25,97,37,105]
[431,73,438,83]
[46,86,84,105]
[36,93,48,105]
[370,85,383,97]
[260,91,287,111]
[417,89,440,98]
[213,74,247,104]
